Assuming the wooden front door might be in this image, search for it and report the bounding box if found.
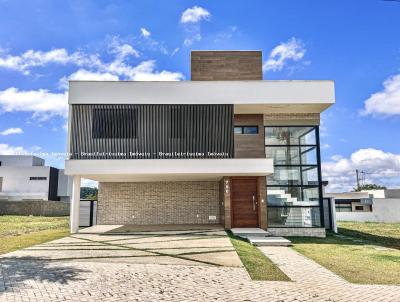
[231,177,259,228]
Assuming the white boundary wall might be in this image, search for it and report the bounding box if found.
[336,198,400,223]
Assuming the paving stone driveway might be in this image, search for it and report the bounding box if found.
[1,230,400,302]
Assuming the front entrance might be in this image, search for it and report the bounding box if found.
[231,177,259,228]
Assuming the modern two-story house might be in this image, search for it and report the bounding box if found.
[65,50,335,237]
[0,155,71,202]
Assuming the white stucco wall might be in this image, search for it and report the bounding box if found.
[336,198,400,223]
[0,155,44,167]
[0,166,51,200]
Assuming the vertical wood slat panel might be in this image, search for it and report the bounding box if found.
[70,104,234,159]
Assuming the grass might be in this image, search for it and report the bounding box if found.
[0,215,69,255]
[290,224,400,285]
[227,231,290,281]
[338,221,400,250]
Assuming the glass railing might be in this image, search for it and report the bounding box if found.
[267,206,321,227]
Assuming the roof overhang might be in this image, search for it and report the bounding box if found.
[69,80,335,114]
[65,158,274,182]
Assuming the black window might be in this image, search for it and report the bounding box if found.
[29,177,47,180]
[92,108,137,139]
[335,205,352,212]
[234,127,243,134]
[234,126,259,134]
[355,205,364,211]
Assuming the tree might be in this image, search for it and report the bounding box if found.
[353,183,387,192]
[80,187,98,200]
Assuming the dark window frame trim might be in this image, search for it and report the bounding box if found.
[265,125,324,227]
[234,125,259,135]
[273,164,318,168]
[29,177,47,181]
[267,205,320,208]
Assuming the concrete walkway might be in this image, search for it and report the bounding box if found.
[258,246,400,301]
[1,231,400,301]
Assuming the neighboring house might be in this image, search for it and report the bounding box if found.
[65,50,335,236]
[0,155,72,202]
[325,191,373,213]
[325,189,400,223]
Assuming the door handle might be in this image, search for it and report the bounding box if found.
[252,195,256,211]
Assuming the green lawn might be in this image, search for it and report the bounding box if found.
[227,231,290,281]
[290,222,400,285]
[0,215,69,255]
[338,221,400,250]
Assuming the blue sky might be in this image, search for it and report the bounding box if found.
[0,0,399,191]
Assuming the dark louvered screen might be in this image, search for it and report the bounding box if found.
[70,104,234,159]
[92,108,138,139]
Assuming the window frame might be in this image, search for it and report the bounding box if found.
[234,125,259,135]
[265,125,324,228]
[29,177,47,181]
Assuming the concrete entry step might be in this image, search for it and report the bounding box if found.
[247,236,292,247]
[231,228,271,238]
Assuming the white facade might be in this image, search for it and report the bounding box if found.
[69,80,335,114]
[0,166,51,200]
[0,155,44,167]
[336,199,400,223]
[0,155,72,201]
[326,190,400,223]
[65,158,274,181]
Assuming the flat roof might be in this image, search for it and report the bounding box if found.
[69,80,335,114]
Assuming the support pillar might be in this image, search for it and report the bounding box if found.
[70,175,81,233]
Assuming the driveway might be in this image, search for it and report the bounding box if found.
[0,227,242,267]
[1,226,400,301]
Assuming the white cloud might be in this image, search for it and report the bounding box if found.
[0,128,23,135]
[263,38,306,72]
[60,59,183,87]
[58,69,119,89]
[361,74,400,117]
[108,37,140,60]
[0,87,68,119]
[0,47,100,75]
[0,143,27,155]
[114,60,184,81]
[180,6,210,23]
[180,6,210,47]
[140,28,151,38]
[81,178,98,188]
[183,33,202,47]
[321,143,330,149]
[323,148,400,192]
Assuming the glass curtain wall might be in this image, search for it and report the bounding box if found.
[265,126,323,227]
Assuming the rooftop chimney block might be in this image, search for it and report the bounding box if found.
[191,50,263,81]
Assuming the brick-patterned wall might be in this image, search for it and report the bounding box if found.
[264,113,320,126]
[97,181,221,225]
[191,51,262,81]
